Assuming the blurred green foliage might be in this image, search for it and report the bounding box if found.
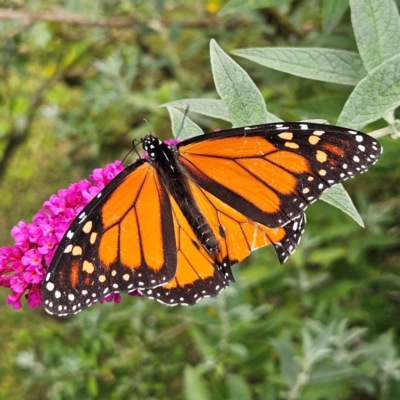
[1,0,400,399]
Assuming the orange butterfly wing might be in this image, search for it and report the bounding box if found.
[177,123,381,228]
[143,194,229,305]
[43,161,177,315]
[186,181,305,267]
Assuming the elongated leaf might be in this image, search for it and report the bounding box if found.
[321,184,364,227]
[166,106,203,139]
[310,363,355,383]
[210,39,268,127]
[232,48,366,85]
[184,366,212,400]
[162,98,282,123]
[219,0,294,16]
[337,53,400,129]
[270,338,299,387]
[227,374,252,400]
[350,0,400,71]
[163,99,230,121]
[323,0,349,35]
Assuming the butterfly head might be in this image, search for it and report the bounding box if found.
[142,135,163,160]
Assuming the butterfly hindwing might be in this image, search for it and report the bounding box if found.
[141,194,229,306]
[187,181,306,270]
[272,214,306,263]
[177,123,381,228]
[43,161,177,315]
[142,184,307,307]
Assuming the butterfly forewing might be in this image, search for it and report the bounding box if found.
[43,161,177,316]
[177,123,381,228]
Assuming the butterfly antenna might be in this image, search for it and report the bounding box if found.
[175,105,190,141]
[143,119,152,136]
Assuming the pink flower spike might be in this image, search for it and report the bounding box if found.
[0,159,125,311]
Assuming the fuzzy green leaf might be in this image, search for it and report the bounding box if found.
[232,47,366,85]
[338,54,400,129]
[227,374,252,400]
[321,184,364,227]
[163,98,282,123]
[350,0,400,71]
[184,366,212,400]
[210,39,268,127]
[323,0,349,35]
[166,106,203,139]
[163,99,230,121]
[271,339,299,387]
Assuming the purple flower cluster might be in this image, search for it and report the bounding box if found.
[0,160,125,310]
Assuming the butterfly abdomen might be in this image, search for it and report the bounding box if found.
[143,136,220,255]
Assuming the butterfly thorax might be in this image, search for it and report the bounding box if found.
[142,135,220,255]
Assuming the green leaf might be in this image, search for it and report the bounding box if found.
[162,98,282,123]
[337,53,400,129]
[87,375,98,397]
[190,327,218,360]
[350,0,400,71]
[162,99,230,121]
[210,39,268,127]
[166,106,203,139]
[232,48,366,85]
[308,247,348,266]
[184,366,212,400]
[271,338,299,387]
[219,0,294,16]
[310,363,355,383]
[323,0,349,35]
[321,184,364,227]
[227,374,252,400]
[29,22,52,48]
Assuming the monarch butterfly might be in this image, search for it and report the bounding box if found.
[42,122,381,316]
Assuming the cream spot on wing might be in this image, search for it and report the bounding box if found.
[278,132,293,140]
[285,142,299,149]
[309,135,320,145]
[72,246,83,256]
[90,232,98,244]
[82,260,95,274]
[316,150,327,163]
[82,220,93,234]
